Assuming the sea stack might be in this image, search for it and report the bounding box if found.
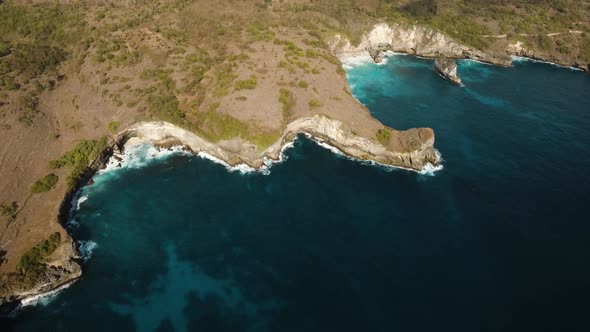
[434,57,462,85]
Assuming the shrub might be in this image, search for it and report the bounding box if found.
[107,121,120,134]
[234,77,257,90]
[16,94,40,125]
[298,80,309,88]
[308,99,322,108]
[147,94,185,125]
[18,232,61,277]
[49,137,108,190]
[279,88,295,119]
[376,128,392,145]
[0,42,10,57]
[30,174,59,194]
[0,201,18,218]
[246,21,275,41]
[5,43,67,82]
[213,63,237,97]
[49,138,107,169]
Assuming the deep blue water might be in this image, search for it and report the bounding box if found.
[8,56,590,332]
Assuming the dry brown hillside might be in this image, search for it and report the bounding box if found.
[0,0,391,295]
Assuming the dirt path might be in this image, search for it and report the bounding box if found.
[482,30,584,38]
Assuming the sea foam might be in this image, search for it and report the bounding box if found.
[197,139,296,176]
[78,240,98,262]
[100,144,192,174]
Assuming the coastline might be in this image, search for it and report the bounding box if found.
[4,21,585,316]
[0,114,441,316]
[5,19,584,313]
[331,23,588,74]
[118,117,440,174]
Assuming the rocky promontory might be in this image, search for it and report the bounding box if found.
[330,23,512,67]
[120,116,440,172]
[434,57,462,85]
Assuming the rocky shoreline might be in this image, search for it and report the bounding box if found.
[0,115,440,316]
[329,23,513,68]
[120,116,439,172]
[0,138,119,317]
[330,23,588,76]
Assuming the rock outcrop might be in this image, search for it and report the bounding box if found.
[120,116,439,172]
[434,57,462,85]
[330,23,512,67]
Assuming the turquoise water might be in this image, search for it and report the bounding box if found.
[7,56,590,331]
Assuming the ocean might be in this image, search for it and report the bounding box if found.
[7,55,590,331]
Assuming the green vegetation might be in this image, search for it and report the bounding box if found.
[140,69,175,91]
[147,94,186,125]
[0,2,88,90]
[190,110,279,149]
[275,38,312,71]
[308,99,322,108]
[214,63,238,97]
[376,128,391,145]
[30,174,59,194]
[298,80,309,88]
[17,232,61,284]
[93,38,142,67]
[234,76,258,90]
[0,44,66,86]
[278,60,297,74]
[107,121,120,134]
[278,88,295,119]
[49,138,108,190]
[0,201,18,219]
[246,21,275,41]
[0,42,10,57]
[426,14,491,50]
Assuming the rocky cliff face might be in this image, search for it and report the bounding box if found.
[121,116,439,172]
[330,23,512,66]
[0,240,82,316]
[434,57,462,85]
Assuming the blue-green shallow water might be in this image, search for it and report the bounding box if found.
[7,56,590,332]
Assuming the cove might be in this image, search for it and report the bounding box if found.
[6,55,590,332]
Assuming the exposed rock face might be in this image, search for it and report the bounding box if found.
[330,23,512,66]
[120,116,439,172]
[434,57,462,85]
[0,240,82,316]
[506,41,589,71]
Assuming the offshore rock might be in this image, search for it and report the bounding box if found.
[434,57,462,85]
